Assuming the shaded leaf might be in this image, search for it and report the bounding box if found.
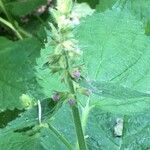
[0,37,41,111]
[77,0,99,8]
[0,101,72,150]
[5,0,47,16]
[0,128,66,150]
[86,107,150,150]
[0,98,63,133]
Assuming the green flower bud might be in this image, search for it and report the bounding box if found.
[20,94,33,108]
[57,0,73,14]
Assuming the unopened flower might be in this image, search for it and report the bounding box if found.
[59,15,71,26]
[52,92,60,101]
[20,94,32,108]
[70,12,80,26]
[68,99,76,106]
[63,40,74,50]
[72,70,81,79]
[84,89,92,97]
[57,0,73,14]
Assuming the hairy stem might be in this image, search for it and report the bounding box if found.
[48,123,73,150]
[64,51,87,150]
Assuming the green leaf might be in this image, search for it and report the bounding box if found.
[124,0,150,24]
[80,79,150,99]
[0,101,73,150]
[124,0,150,35]
[0,98,63,132]
[23,16,48,43]
[77,0,99,8]
[96,0,150,35]
[96,0,119,12]
[36,41,66,97]
[86,107,150,149]
[0,37,41,111]
[72,3,95,18]
[0,109,22,128]
[74,10,150,114]
[5,0,47,16]
[0,128,66,150]
[96,0,150,24]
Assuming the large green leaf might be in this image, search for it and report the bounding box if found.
[86,107,150,150]
[96,0,150,35]
[0,37,41,111]
[0,128,66,150]
[97,0,150,24]
[0,101,74,150]
[5,0,47,16]
[74,10,150,114]
[73,8,150,149]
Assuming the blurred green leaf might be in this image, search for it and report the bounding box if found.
[86,107,150,149]
[0,37,41,111]
[5,0,47,16]
[96,0,119,12]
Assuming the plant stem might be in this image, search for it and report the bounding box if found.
[0,0,12,23]
[0,0,25,39]
[0,17,23,40]
[67,76,87,150]
[48,123,73,150]
[64,51,87,150]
